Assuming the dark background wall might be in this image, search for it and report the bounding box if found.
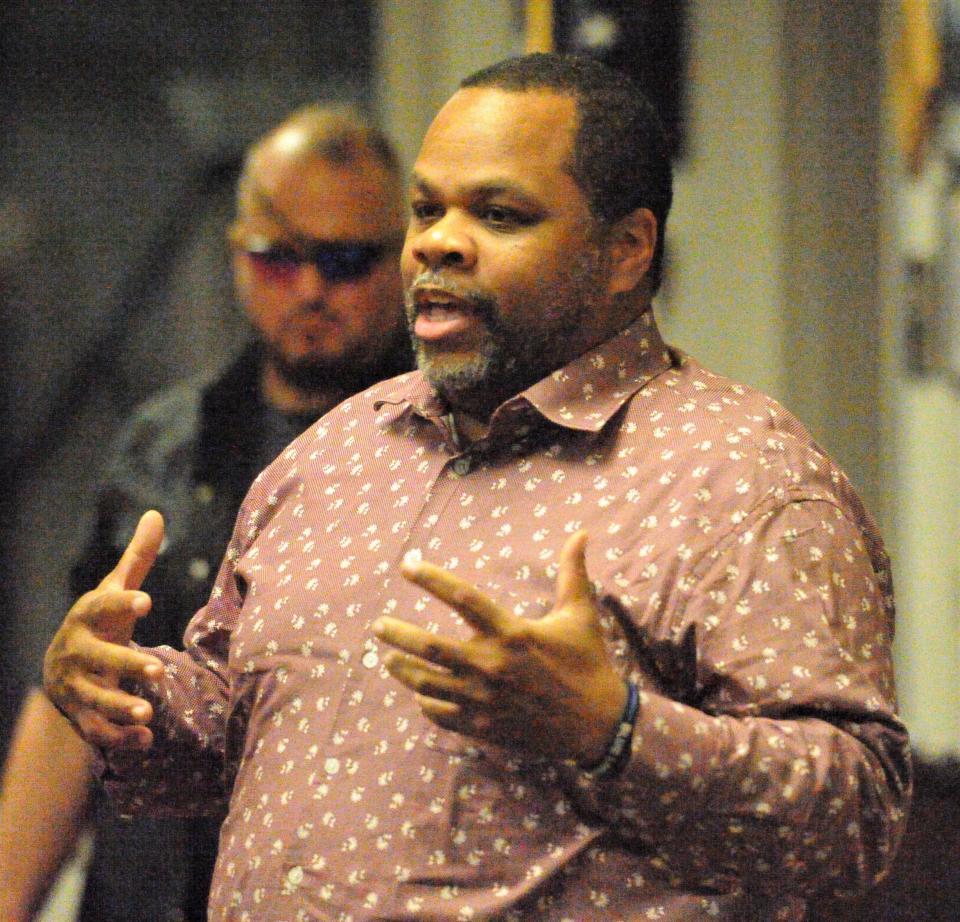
[0,0,374,756]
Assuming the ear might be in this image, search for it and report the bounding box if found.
[605,207,657,297]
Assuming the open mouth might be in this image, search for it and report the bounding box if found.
[410,287,482,342]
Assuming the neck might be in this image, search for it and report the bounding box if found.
[260,363,349,417]
[439,387,504,445]
[449,408,491,446]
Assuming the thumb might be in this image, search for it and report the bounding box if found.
[553,530,594,612]
[103,510,165,591]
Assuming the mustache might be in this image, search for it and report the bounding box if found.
[405,271,497,319]
[290,297,331,318]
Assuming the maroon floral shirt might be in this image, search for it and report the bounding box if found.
[106,313,911,921]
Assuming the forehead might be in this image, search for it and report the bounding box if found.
[413,88,579,196]
[245,152,402,240]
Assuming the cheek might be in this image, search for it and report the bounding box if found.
[337,279,404,338]
[483,246,544,302]
[400,238,422,285]
[238,281,293,337]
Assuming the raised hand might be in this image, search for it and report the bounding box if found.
[374,531,628,766]
[42,510,166,752]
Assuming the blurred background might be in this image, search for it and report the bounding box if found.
[0,1,957,918]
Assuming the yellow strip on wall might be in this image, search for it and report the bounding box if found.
[525,0,554,53]
[891,0,941,172]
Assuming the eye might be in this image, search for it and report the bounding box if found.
[410,200,442,224]
[478,205,533,229]
[254,246,300,269]
[246,245,302,283]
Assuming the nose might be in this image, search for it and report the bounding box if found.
[410,213,477,272]
[292,261,331,302]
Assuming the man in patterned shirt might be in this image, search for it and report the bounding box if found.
[43,54,911,920]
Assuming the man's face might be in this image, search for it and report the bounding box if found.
[401,87,619,412]
[232,151,405,389]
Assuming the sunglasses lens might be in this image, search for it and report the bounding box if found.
[243,241,390,284]
[313,244,383,283]
[247,246,302,282]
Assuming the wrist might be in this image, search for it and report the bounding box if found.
[579,680,639,779]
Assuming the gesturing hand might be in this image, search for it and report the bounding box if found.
[42,510,166,752]
[373,530,628,766]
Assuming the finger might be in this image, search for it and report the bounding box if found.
[383,650,490,706]
[415,693,463,731]
[73,633,164,682]
[76,589,155,644]
[76,709,154,751]
[103,510,165,592]
[373,617,470,670]
[415,694,492,738]
[63,612,164,678]
[553,530,592,610]
[400,556,514,637]
[71,673,154,725]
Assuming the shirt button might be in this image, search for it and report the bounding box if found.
[361,651,379,669]
[453,457,471,476]
[188,558,210,581]
[324,757,340,775]
[286,866,304,886]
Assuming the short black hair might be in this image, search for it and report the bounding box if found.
[461,53,673,293]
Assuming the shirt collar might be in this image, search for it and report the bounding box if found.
[372,312,678,437]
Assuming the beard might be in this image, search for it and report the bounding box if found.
[405,252,608,412]
[404,278,503,399]
[264,322,412,396]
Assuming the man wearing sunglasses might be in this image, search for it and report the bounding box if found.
[0,105,410,922]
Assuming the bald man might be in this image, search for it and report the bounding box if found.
[0,105,410,922]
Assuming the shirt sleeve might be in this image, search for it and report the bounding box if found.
[95,425,305,818]
[97,507,251,818]
[98,582,239,818]
[566,497,911,902]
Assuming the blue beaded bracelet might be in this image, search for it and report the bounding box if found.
[583,680,639,779]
